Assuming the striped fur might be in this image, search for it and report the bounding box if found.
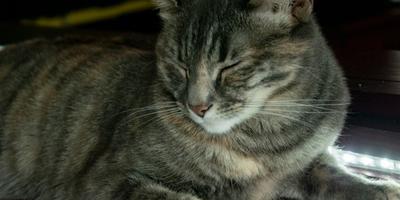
[0,0,400,200]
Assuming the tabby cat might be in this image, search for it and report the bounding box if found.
[1,0,400,199]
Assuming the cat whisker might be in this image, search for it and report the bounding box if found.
[126,105,176,113]
[124,109,178,127]
[262,109,345,114]
[128,107,180,122]
[136,110,183,129]
[266,103,349,107]
[258,111,313,126]
[257,111,337,132]
[248,100,350,110]
[125,104,178,118]
[111,102,178,118]
[249,101,350,106]
[244,106,346,114]
[251,104,344,111]
[245,103,344,112]
[250,98,349,103]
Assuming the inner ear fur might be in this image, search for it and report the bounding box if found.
[291,0,313,23]
[248,0,314,23]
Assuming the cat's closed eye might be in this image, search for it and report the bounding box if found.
[176,65,189,79]
[218,61,242,85]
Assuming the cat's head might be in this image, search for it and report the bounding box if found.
[154,0,315,134]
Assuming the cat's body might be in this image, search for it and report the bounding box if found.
[1,0,400,200]
[0,39,158,199]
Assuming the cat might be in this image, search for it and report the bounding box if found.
[0,0,400,199]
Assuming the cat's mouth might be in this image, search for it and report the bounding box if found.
[185,102,262,135]
[187,106,242,135]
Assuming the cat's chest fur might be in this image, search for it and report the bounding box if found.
[201,144,265,180]
[189,144,281,200]
[160,119,267,181]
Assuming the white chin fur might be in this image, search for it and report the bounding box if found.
[189,104,261,135]
[188,110,236,135]
[200,119,236,135]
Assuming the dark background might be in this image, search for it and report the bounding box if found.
[0,0,399,160]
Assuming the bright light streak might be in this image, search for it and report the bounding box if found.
[342,153,357,164]
[328,147,400,175]
[360,156,375,166]
[396,162,400,170]
[380,159,395,170]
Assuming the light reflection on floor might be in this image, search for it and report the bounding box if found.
[329,147,400,181]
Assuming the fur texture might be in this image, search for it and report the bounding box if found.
[0,0,399,199]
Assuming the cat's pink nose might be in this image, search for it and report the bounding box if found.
[189,103,213,118]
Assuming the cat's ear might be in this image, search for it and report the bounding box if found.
[291,0,313,23]
[152,0,181,20]
[248,0,314,23]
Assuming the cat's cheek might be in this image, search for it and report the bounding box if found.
[171,86,186,101]
[160,78,185,101]
[160,69,187,95]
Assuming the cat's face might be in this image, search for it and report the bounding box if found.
[155,0,314,134]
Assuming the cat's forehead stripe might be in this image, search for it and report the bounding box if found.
[179,20,232,66]
[176,0,239,66]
